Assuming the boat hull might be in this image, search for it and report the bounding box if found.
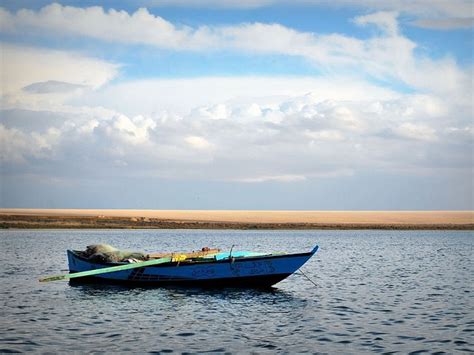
[67,246,318,288]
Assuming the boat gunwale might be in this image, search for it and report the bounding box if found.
[68,249,315,268]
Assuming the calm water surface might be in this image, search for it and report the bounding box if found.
[1,229,473,353]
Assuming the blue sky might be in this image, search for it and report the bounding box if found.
[0,1,473,210]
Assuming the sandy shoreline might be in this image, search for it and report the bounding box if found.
[1,209,472,230]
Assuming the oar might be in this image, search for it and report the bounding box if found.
[39,256,172,283]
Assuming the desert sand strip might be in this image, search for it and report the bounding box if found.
[0,209,473,229]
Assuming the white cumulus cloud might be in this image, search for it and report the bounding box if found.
[1,89,471,183]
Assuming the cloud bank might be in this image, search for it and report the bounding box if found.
[1,87,471,184]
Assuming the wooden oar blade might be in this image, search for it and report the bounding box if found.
[39,256,172,283]
[39,274,69,283]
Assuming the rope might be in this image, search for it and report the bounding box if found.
[297,269,318,288]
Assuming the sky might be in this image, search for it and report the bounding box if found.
[0,0,473,210]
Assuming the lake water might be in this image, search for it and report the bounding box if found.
[1,229,473,353]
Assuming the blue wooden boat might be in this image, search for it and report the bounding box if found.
[65,245,319,288]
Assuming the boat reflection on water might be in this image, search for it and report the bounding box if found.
[66,279,309,308]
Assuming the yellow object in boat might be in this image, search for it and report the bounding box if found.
[172,254,187,262]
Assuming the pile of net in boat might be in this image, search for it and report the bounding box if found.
[81,244,148,263]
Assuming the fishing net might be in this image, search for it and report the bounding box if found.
[82,244,147,263]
